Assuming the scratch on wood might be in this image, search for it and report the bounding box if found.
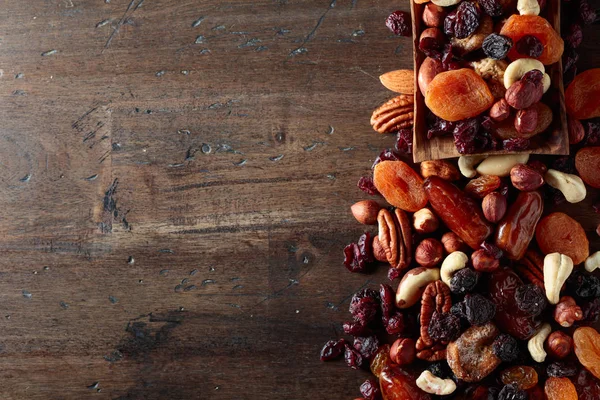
[19,174,31,182]
[104,0,143,51]
[269,154,284,162]
[195,35,205,44]
[233,159,247,166]
[289,0,335,56]
[192,16,205,28]
[96,19,112,28]
[41,50,58,56]
[238,38,261,48]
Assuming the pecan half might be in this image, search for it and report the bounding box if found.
[514,249,544,289]
[370,95,414,134]
[417,281,452,361]
[377,209,412,270]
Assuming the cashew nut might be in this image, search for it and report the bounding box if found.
[517,0,540,15]
[585,251,600,273]
[395,267,440,309]
[458,155,487,178]
[504,59,545,89]
[431,0,461,6]
[440,251,469,286]
[544,253,574,305]
[416,370,457,396]
[527,323,551,363]
[545,169,587,203]
[542,73,551,93]
[476,154,530,177]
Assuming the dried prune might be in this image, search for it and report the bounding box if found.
[349,288,380,323]
[386,11,411,36]
[372,149,401,169]
[357,176,380,196]
[479,0,504,16]
[453,118,481,154]
[547,362,579,378]
[515,284,547,317]
[450,268,480,294]
[498,384,527,400]
[344,233,374,273]
[454,1,482,39]
[360,378,382,400]
[515,35,544,57]
[483,33,513,59]
[578,0,597,25]
[428,311,462,342]
[345,343,364,369]
[566,270,600,299]
[395,128,413,154]
[354,336,380,361]
[564,24,583,48]
[465,293,496,326]
[493,333,520,362]
[320,339,347,361]
[502,138,530,151]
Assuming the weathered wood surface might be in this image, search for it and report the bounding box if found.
[0,1,597,399]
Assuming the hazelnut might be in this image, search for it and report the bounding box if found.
[372,236,387,262]
[418,57,444,96]
[351,200,381,225]
[510,163,545,191]
[413,208,439,234]
[415,238,444,268]
[471,249,500,272]
[568,117,585,145]
[546,331,573,360]
[489,99,511,122]
[515,106,538,134]
[527,160,548,175]
[553,296,583,327]
[422,3,446,27]
[441,232,467,254]
[482,192,507,223]
[420,27,446,44]
[390,337,416,365]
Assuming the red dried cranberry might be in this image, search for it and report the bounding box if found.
[320,339,347,361]
[444,10,458,37]
[387,267,401,281]
[344,343,364,369]
[349,288,380,324]
[483,33,513,59]
[386,11,412,36]
[584,121,600,146]
[343,233,374,273]
[441,44,461,70]
[419,36,444,58]
[450,268,480,294]
[453,1,482,39]
[380,284,395,321]
[357,176,380,196]
[453,118,481,154]
[481,242,503,259]
[564,23,583,48]
[502,138,530,151]
[552,156,577,174]
[353,336,380,361]
[343,320,370,336]
[464,293,496,326]
[515,284,547,317]
[428,311,462,342]
[360,378,382,400]
[395,129,413,154]
[427,114,456,138]
[493,333,520,362]
[498,384,527,400]
[385,311,406,335]
[547,362,579,377]
[515,35,544,57]
[372,149,401,169]
[479,0,504,16]
[578,0,597,24]
[575,369,600,400]
[563,46,580,73]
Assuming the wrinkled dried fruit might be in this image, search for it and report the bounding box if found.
[386,11,412,36]
[344,232,375,273]
[493,333,520,362]
[566,68,600,119]
[515,35,544,58]
[379,365,432,400]
[535,212,589,265]
[358,176,380,196]
[547,362,578,378]
[429,311,462,342]
[500,15,564,65]
[447,323,501,382]
[370,344,392,378]
[343,320,369,336]
[350,288,380,324]
[545,377,578,400]
[386,311,407,335]
[466,175,502,199]
[575,369,600,400]
[450,268,480,294]
[499,384,528,400]
[447,1,482,39]
[320,339,347,361]
[579,0,597,25]
[495,191,543,260]
[374,161,428,212]
[575,147,600,189]
[514,284,547,317]
[567,270,600,299]
[425,69,495,122]
[501,366,538,390]
[564,23,583,48]
[354,336,380,361]
[452,117,488,155]
[360,378,381,400]
[574,327,600,380]
[345,344,364,369]
[480,0,504,17]
[464,293,496,326]
[503,138,530,151]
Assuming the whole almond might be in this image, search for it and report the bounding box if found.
[379,69,415,95]
[510,163,544,191]
[351,200,381,225]
[420,160,460,181]
[482,192,507,223]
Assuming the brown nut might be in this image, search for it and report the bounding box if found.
[545,331,573,360]
[418,57,445,96]
[413,208,440,234]
[420,27,446,44]
[514,249,545,289]
[505,72,544,110]
[420,160,460,181]
[390,338,416,365]
[510,164,545,191]
[441,232,467,254]
[597,223,600,237]
[417,281,452,361]
[370,95,414,133]
[351,200,381,225]
[568,117,585,145]
[527,160,548,176]
[489,98,511,122]
[553,296,583,328]
[447,323,501,382]
[482,192,507,223]
[372,236,387,262]
[515,106,538,134]
[415,238,444,268]
[471,249,500,272]
[423,3,447,27]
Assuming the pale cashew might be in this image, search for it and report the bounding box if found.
[517,0,540,15]
[458,155,487,178]
[476,154,530,177]
[544,253,574,305]
[431,0,461,6]
[504,59,545,89]
[440,251,469,286]
[585,251,600,273]
[416,370,457,396]
[542,73,551,93]
[527,323,551,363]
[395,267,440,309]
[545,169,587,203]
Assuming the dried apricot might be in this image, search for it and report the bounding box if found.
[500,15,564,65]
[566,69,600,120]
[574,327,600,380]
[545,377,578,400]
[374,161,428,212]
[425,69,495,122]
[535,212,589,265]
[575,147,600,189]
[501,366,538,390]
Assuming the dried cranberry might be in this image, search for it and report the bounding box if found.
[575,369,600,400]
[344,343,364,369]
[386,311,406,335]
[493,333,520,362]
[426,361,454,380]
[502,138,530,151]
[353,336,380,361]
[395,128,413,154]
[380,284,395,321]
[357,176,380,196]
[428,311,462,342]
[320,339,347,361]
[515,35,544,57]
[453,1,482,39]
[566,270,600,299]
[515,284,547,317]
[545,186,567,205]
[343,233,374,273]
[481,242,503,259]
[479,0,504,16]
[450,268,480,294]
[464,293,496,326]
[552,156,577,174]
[593,202,600,214]
[483,33,513,59]
[441,44,461,70]
[444,10,458,37]
[360,378,382,400]
[386,10,412,36]
[563,46,580,73]
[564,23,583,48]
[349,288,380,324]
[498,384,527,400]
[419,36,444,58]
[387,267,401,281]
[578,0,597,24]
[453,118,481,154]
[584,121,600,146]
[372,149,401,169]
[344,320,369,336]
[547,362,579,377]
[427,114,456,138]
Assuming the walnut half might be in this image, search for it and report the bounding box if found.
[470,58,509,99]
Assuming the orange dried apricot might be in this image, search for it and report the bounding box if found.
[575,147,600,189]
[425,69,495,122]
[544,377,578,400]
[374,161,428,212]
[574,327,600,380]
[500,15,564,65]
[501,366,538,390]
[535,212,589,265]
[566,68,600,120]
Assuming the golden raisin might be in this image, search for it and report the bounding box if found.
[544,377,578,400]
[574,327,600,380]
[501,366,538,390]
[370,344,391,379]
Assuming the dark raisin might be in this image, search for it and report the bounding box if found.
[453,118,481,154]
[552,156,577,174]
[575,369,600,400]
[479,0,504,16]
[451,301,467,319]
[343,320,370,336]
[578,0,597,24]
[498,383,527,400]
[450,268,481,294]
[385,310,406,335]
[344,343,364,369]
[464,293,496,326]
[320,339,347,361]
[522,69,544,84]
[545,185,567,206]
[343,233,374,273]
[353,336,380,361]
[428,311,462,342]
[349,288,380,324]
[493,334,520,362]
[502,138,530,151]
[380,284,395,321]
[566,270,600,299]
[584,121,600,146]
[372,149,401,169]
[483,33,513,59]
[388,267,401,281]
[419,36,445,58]
[427,361,454,380]
[547,362,579,377]
[515,284,547,317]
[386,10,412,36]
[357,176,380,196]
[444,10,458,37]
[395,128,413,154]
[441,44,461,71]
[481,242,503,259]
[360,378,382,400]
[454,1,482,39]
[593,202,600,214]
[564,23,583,48]
[581,298,600,324]
[515,35,543,57]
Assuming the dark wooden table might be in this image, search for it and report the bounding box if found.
[0,1,598,399]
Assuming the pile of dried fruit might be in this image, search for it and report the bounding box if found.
[322,2,600,398]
